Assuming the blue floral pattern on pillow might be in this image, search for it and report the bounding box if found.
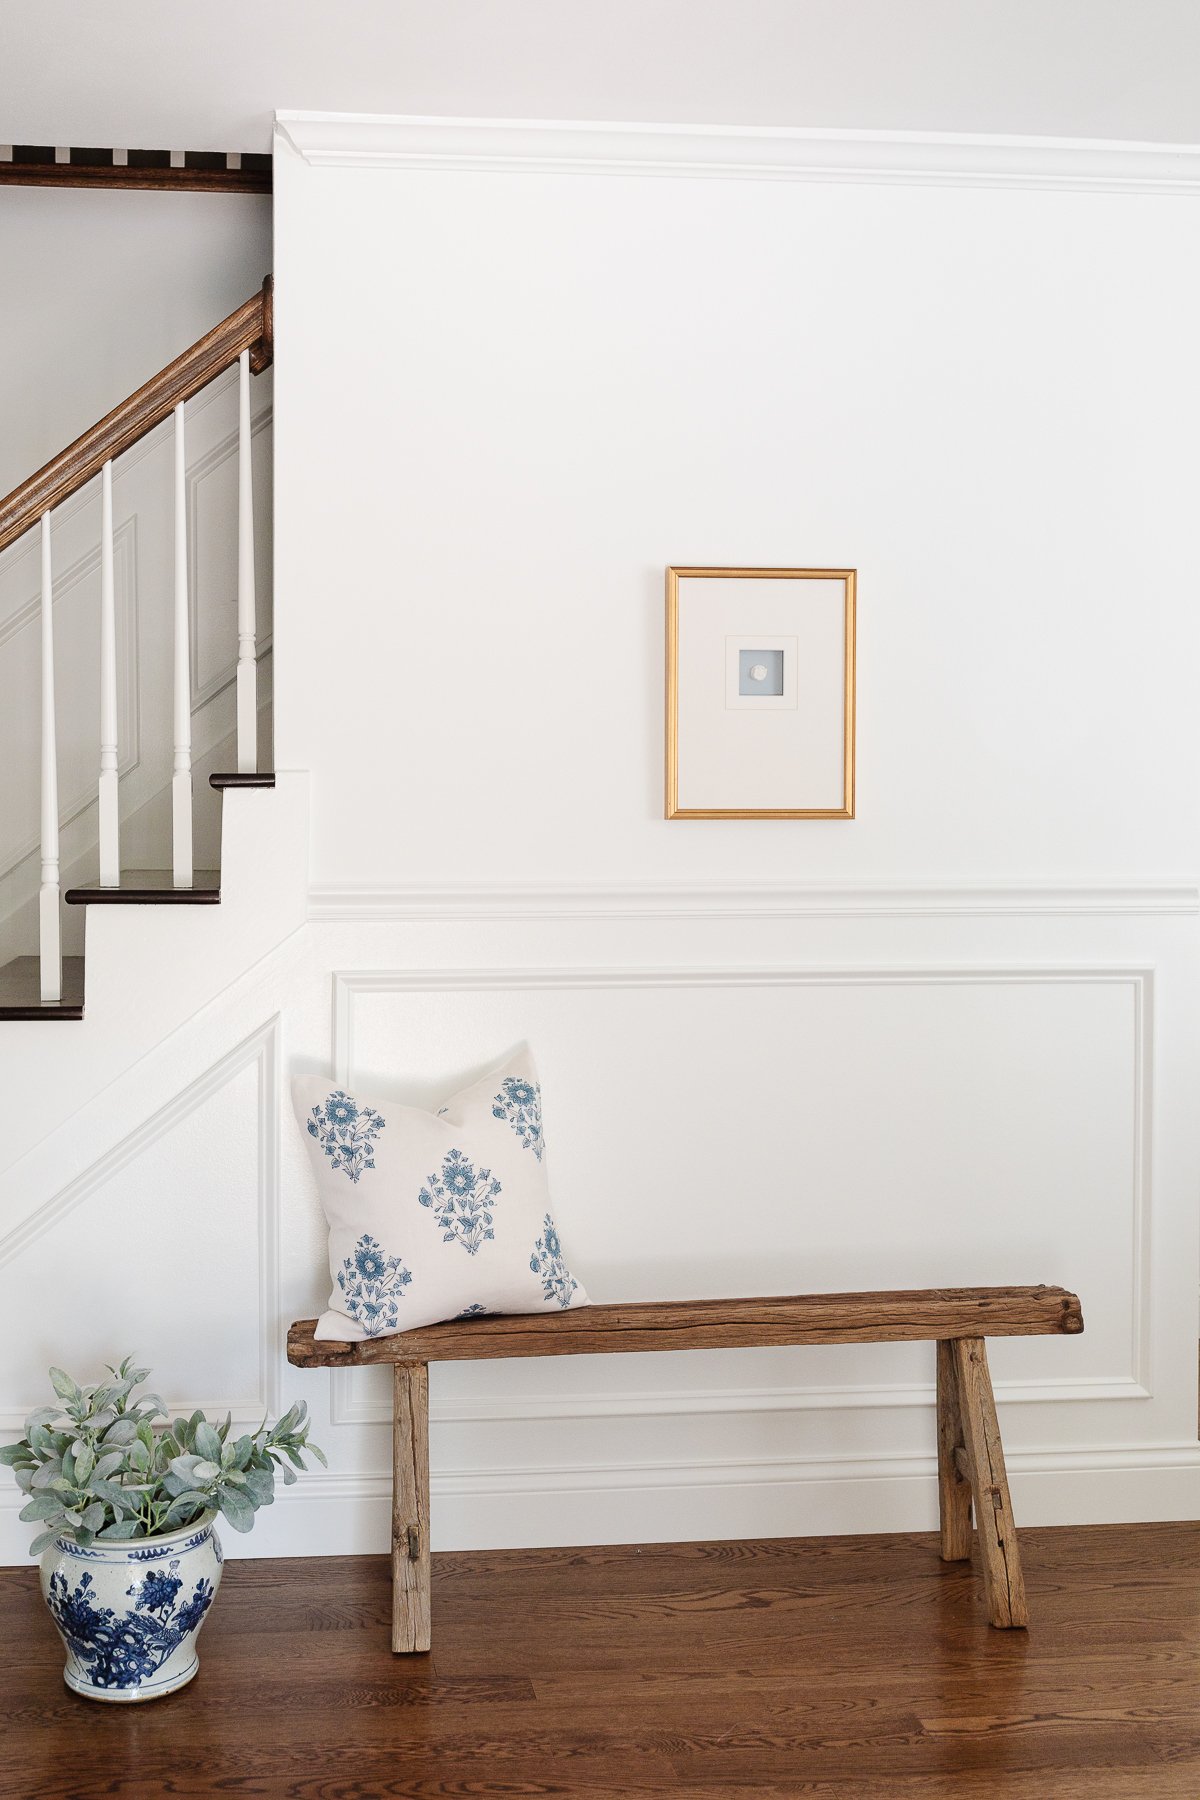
[337,1233,413,1335]
[419,1149,501,1255]
[530,1214,578,1308]
[307,1090,385,1183]
[492,1075,544,1161]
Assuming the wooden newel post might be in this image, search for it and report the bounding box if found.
[391,1362,431,1653]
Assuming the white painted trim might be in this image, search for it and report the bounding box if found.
[7,1440,1200,1562]
[275,113,1200,197]
[0,518,140,881]
[186,406,274,711]
[0,1017,283,1430]
[308,881,1200,922]
[330,1370,1149,1430]
[335,963,1153,1411]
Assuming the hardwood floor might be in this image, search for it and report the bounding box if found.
[4,1523,1200,1797]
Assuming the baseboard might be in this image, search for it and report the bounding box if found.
[6,1443,1200,1564]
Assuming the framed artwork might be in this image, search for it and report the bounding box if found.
[665,566,856,819]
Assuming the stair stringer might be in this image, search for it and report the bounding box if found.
[0,771,309,1185]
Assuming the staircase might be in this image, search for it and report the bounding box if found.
[0,279,274,1021]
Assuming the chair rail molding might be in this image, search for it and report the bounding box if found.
[307,881,1200,922]
[276,113,1200,197]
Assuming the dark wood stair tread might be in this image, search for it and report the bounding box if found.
[210,772,275,789]
[0,955,85,1020]
[66,869,220,905]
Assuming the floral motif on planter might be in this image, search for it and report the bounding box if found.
[418,1148,501,1255]
[337,1233,413,1335]
[530,1214,578,1308]
[40,1513,223,1702]
[306,1090,386,1183]
[491,1075,545,1161]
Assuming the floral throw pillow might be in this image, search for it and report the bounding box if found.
[293,1047,589,1341]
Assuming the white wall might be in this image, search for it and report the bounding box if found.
[4,114,1200,1562]
[0,188,270,495]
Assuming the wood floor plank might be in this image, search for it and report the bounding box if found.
[3,1525,1200,1798]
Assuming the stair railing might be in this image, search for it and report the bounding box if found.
[0,276,273,1001]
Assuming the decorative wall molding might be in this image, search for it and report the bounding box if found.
[330,1369,1150,1431]
[276,113,1200,198]
[333,962,1153,1425]
[309,880,1200,923]
[5,1437,1200,1515]
[0,1017,282,1430]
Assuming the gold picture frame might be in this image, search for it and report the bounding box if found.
[665,566,856,819]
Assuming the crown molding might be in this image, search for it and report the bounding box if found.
[275,113,1200,196]
[308,881,1200,922]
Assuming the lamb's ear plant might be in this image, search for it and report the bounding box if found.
[0,1355,326,1555]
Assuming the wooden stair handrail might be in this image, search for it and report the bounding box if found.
[0,275,273,556]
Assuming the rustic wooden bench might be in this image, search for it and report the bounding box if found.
[287,1283,1084,1650]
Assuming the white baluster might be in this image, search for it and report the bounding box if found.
[98,459,120,884]
[236,349,257,773]
[172,401,193,887]
[39,512,62,1002]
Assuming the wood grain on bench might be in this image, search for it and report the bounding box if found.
[287,1284,1083,1367]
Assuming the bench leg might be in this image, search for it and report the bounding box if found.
[951,1336,1028,1629]
[935,1339,973,1562]
[391,1361,431,1653]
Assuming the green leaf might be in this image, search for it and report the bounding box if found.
[80,1503,106,1532]
[29,1529,61,1556]
[306,1442,328,1468]
[93,1450,125,1481]
[191,1460,221,1484]
[98,1519,142,1540]
[193,1422,222,1463]
[73,1443,95,1485]
[128,1441,151,1474]
[48,1368,78,1403]
[24,1407,61,1431]
[244,1467,274,1504]
[136,1418,155,1454]
[90,1479,132,1508]
[19,1494,65,1522]
[0,1442,31,1467]
[102,1419,139,1447]
[30,1463,63,1490]
[166,1488,211,1513]
[217,1487,256,1532]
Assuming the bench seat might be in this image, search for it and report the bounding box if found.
[287,1283,1084,1649]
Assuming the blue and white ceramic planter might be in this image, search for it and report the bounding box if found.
[39,1511,223,1702]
